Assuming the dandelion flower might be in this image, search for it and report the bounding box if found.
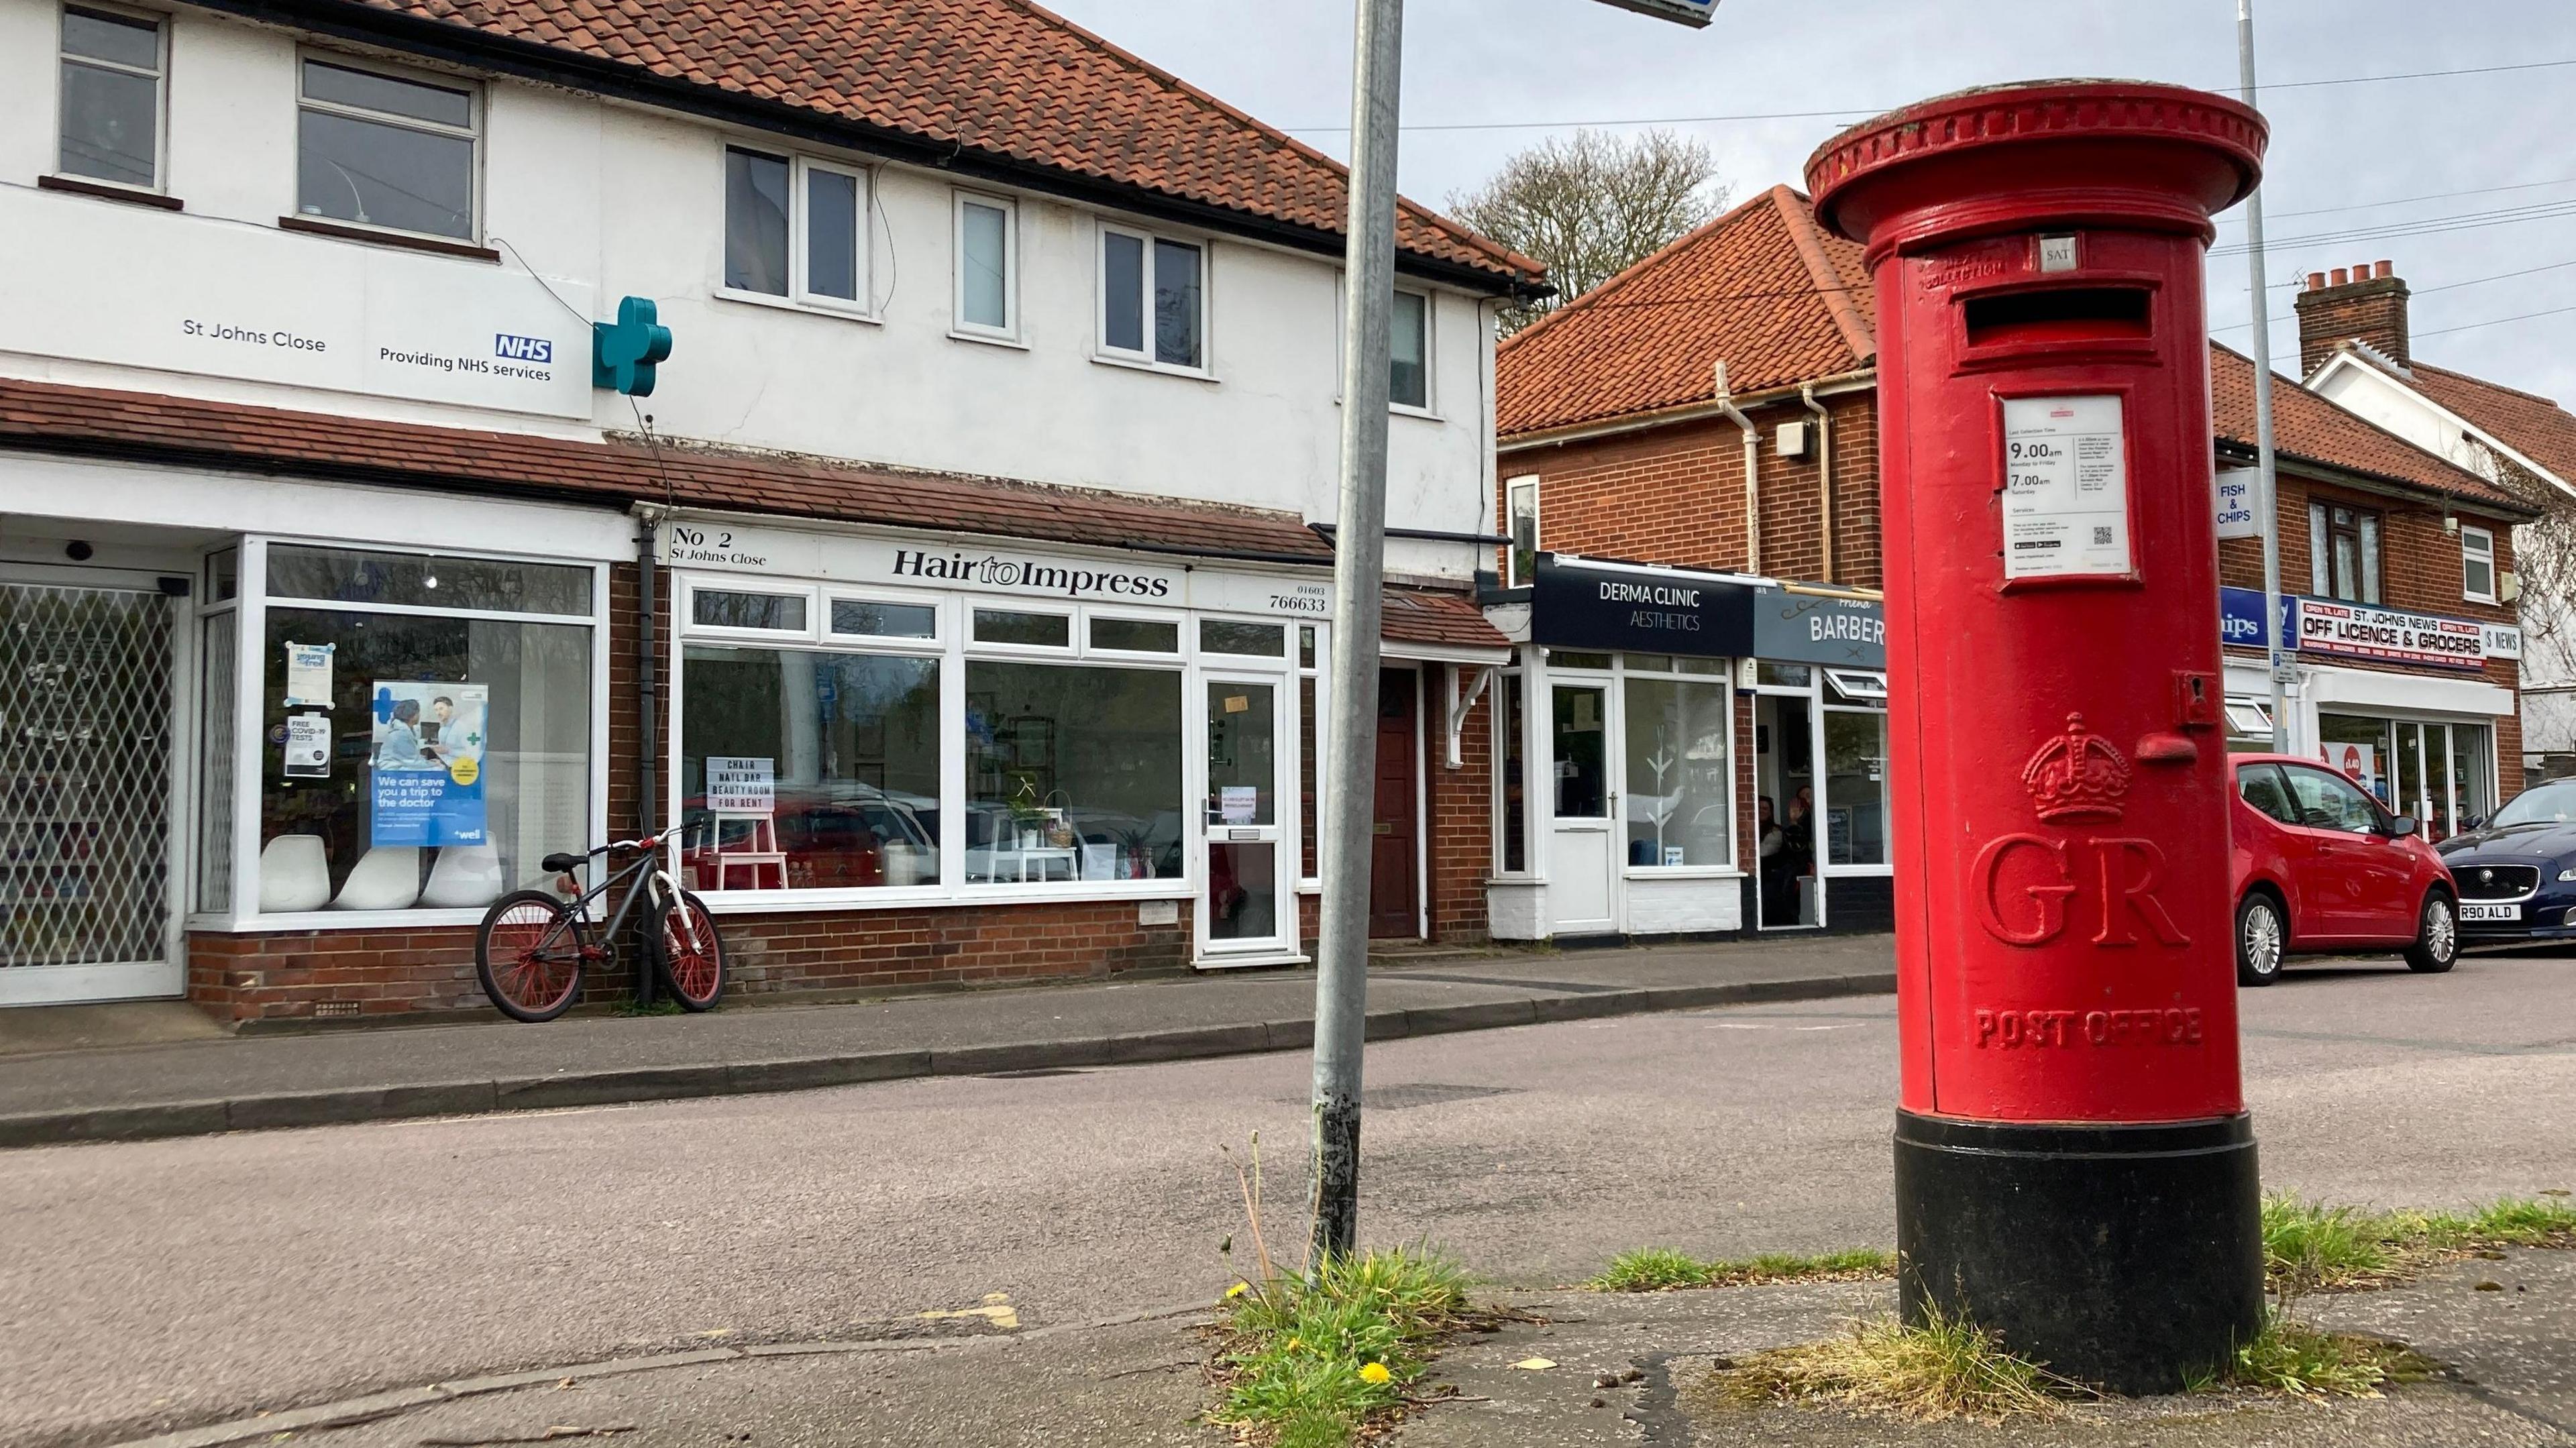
[1286,1337,1303,1351]
[1225,1282,1249,1300]
[1358,1361,1393,1385]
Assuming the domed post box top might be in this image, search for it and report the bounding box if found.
[1805,81,2267,264]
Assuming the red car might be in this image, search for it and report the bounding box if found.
[2229,753,2459,986]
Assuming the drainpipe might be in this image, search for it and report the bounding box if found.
[1714,360,1760,574]
[1802,384,1833,583]
[634,508,661,1006]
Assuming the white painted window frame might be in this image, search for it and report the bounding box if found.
[951,188,1021,344]
[714,143,879,321]
[293,49,483,245]
[1095,219,1212,378]
[1389,286,1436,417]
[1505,476,1541,588]
[2461,524,2498,604]
[56,0,168,194]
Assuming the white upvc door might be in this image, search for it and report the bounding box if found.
[1197,671,1296,961]
[1546,679,1618,935]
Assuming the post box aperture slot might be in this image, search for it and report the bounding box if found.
[1963,287,2152,349]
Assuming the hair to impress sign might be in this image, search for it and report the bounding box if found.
[1529,554,1754,657]
[656,520,1332,618]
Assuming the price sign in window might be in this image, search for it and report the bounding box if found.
[2000,395,2131,581]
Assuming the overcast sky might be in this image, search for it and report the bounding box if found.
[1043,0,2576,407]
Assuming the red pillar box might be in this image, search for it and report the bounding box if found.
[1806,83,2268,1392]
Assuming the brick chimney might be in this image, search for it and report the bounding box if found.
[2293,258,2408,375]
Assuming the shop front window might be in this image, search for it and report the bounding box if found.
[965,661,1182,883]
[679,647,941,889]
[2316,714,2393,806]
[256,547,594,915]
[1623,675,1729,867]
[1823,709,1890,867]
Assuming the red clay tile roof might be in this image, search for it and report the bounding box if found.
[1495,184,1872,437]
[2210,345,2536,518]
[319,0,1538,287]
[1381,588,1509,652]
[2404,360,2576,492]
[0,376,1338,561]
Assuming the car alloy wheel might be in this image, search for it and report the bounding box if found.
[2237,894,2284,987]
[2406,893,2459,974]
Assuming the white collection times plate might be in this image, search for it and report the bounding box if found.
[2001,395,2132,580]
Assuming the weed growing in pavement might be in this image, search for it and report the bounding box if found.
[1713,1304,2082,1421]
[611,995,686,1017]
[1589,1245,1894,1292]
[1216,1247,1474,1445]
[1206,1133,1481,1447]
[2224,1315,2431,1398]
[2262,1192,2576,1290]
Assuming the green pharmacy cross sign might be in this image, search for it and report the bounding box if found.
[592,295,673,396]
[1593,0,1715,25]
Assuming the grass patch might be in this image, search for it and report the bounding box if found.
[2263,1192,2576,1290]
[1713,1305,2079,1421]
[1212,1246,1472,1446]
[1589,1246,1895,1292]
[2224,1315,2432,1398]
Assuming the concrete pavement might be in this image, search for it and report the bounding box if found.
[0,935,1896,1147]
[9,953,2571,1447]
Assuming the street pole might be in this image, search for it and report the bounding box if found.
[2239,0,2290,750]
[1310,0,1404,1266]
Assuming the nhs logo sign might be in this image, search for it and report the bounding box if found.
[493,333,554,364]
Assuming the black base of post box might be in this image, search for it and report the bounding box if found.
[1893,1109,2263,1395]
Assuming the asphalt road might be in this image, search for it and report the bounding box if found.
[9,952,2574,1447]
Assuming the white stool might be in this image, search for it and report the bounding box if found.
[257,835,331,913]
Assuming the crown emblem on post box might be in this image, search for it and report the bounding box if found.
[2020,712,2132,822]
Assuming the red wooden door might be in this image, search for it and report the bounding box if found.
[1369,668,1419,938]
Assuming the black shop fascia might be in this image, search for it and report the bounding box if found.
[1526,553,1758,657]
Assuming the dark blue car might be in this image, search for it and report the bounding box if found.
[2436,777,2576,942]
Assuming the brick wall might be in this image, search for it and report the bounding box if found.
[1502,393,1880,588]
[1426,673,1494,943]
[186,897,1195,1024]
[2294,268,2410,373]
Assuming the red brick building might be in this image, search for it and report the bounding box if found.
[1489,187,2533,943]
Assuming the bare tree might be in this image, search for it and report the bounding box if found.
[1447,129,1728,335]
[2465,439,2576,767]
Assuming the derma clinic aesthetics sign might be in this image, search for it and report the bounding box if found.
[3,186,592,419]
[657,521,1333,618]
[1530,554,1754,657]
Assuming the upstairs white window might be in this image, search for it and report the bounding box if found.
[955,191,1018,339]
[2462,524,2498,603]
[1100,224,1205,370]
[724,146,867,309]
[297,58,478,240]
[1391,288,1430,410]
[58,5,164,189]
[1505,476,1540,588]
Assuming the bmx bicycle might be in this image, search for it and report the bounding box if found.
[473,828,724,1022]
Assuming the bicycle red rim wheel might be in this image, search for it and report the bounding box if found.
[660,897,723,1007]
[488,899,581,1016]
